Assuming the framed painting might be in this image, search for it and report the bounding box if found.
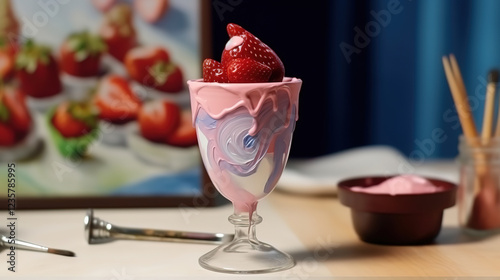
[0,0,217,209]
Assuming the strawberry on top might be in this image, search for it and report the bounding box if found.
[203,23,285,83]
[226,58,272,83]
[202,59,228,83]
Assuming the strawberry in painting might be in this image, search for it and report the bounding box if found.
[16,40,62,98]
[60,30,107,77]
[0,40,16,81]
[0,87,31,146]
[164,109,197,147]
[138,100,180,143]
[134,0,170,23]
[93,75,141,124]
[99,3,137,62]
[48,101,100,159]
[125,46,184,93]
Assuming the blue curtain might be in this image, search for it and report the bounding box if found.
[328,0,500,159]
[210,0,500,159]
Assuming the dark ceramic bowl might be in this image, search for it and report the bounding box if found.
[337,176,457,245]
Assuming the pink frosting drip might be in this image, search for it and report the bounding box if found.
[188,78,302,214]
[189,78,300,129]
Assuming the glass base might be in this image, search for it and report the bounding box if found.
[199,238,295,274]
[199,212,295,274]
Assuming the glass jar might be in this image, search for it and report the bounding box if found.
[458,136,500,233]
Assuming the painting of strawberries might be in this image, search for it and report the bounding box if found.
[0,0,212,208]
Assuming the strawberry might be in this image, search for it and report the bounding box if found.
[94,75,141,124]
[52,101,98,138]
[49,101,100,159]
[99,3,137,62]
[0,122,15,146]
[125,46,170,83]
[15,40,62,98]
[0,87,31,141]
[149,63,183,93]
[165,110,197,147]
[203,58,228,83]
[134,0,170,23]
[92,0,117,12]
[60,30,107,77]
[221,23,284,82]
[226,58,271,83]
[124,45,183,93]
[138,100,180,143]
[0,42,16,81]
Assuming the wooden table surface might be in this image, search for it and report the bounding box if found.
[270,190,500,277]
[2,185,499,278]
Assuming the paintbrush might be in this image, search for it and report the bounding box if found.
[482,69,499,143]
[0,235,75,257]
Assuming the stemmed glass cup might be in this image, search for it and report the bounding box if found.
[188,77,302,274]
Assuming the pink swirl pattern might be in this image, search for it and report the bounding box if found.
[188,78,301,214]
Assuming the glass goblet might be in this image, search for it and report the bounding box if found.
[188,77,301,274]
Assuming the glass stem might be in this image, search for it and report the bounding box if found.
[229,208,262,244]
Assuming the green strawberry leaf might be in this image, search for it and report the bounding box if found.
[67,30,107,58]
[39,54,50,65]
[15,39,53,73]
[47,108,99,159]
[74,50,89,62]
[67,36,84,51]
[26,58,37,73]
[68,101,99,129]
[148,61,176,86]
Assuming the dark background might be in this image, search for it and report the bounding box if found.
[208,0,496,161]
[209,0,374,159]
[210,0,341,158]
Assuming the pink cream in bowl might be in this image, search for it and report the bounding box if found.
[338,175,457,245]
[351,175,445,195]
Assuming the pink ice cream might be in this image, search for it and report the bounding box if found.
[351,175,444,195]
[188,78,301,215]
